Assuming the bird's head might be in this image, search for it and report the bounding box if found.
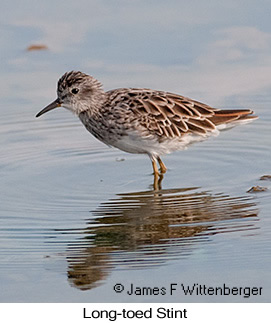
[36,71,105,117]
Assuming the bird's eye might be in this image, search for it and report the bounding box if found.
[71,88,79,94]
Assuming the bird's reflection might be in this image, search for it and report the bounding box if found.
[64,187,258,290]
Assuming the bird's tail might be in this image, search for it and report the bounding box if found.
[208,109,258,130]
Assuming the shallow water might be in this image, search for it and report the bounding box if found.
[1,0,271,303]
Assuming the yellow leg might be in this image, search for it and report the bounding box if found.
[151,157,164,190]
[151,159,159,176]
[157,156,167,174]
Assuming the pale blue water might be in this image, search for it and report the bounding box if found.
[0,0,271,302]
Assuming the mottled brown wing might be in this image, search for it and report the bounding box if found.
[126,90,257,138]
[128,91,218,138]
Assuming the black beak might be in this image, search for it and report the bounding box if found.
[36,99,62,117]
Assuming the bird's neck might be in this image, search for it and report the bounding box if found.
[76,89,107,117]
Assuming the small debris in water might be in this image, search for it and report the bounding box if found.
[116,157,125,162]
[26,44,48,51]
[260,175,271,181]
[247,186,268,193]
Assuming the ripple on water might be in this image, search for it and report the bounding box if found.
[0,110,111,173]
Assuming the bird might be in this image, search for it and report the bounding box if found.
[36,71,257,181]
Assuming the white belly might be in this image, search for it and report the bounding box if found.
[111,129,219,157]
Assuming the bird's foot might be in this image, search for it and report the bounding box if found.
[157,157,167,174]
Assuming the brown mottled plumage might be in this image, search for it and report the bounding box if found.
[36,71,257,179]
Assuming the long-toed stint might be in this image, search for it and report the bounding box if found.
[36,71,257,187]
